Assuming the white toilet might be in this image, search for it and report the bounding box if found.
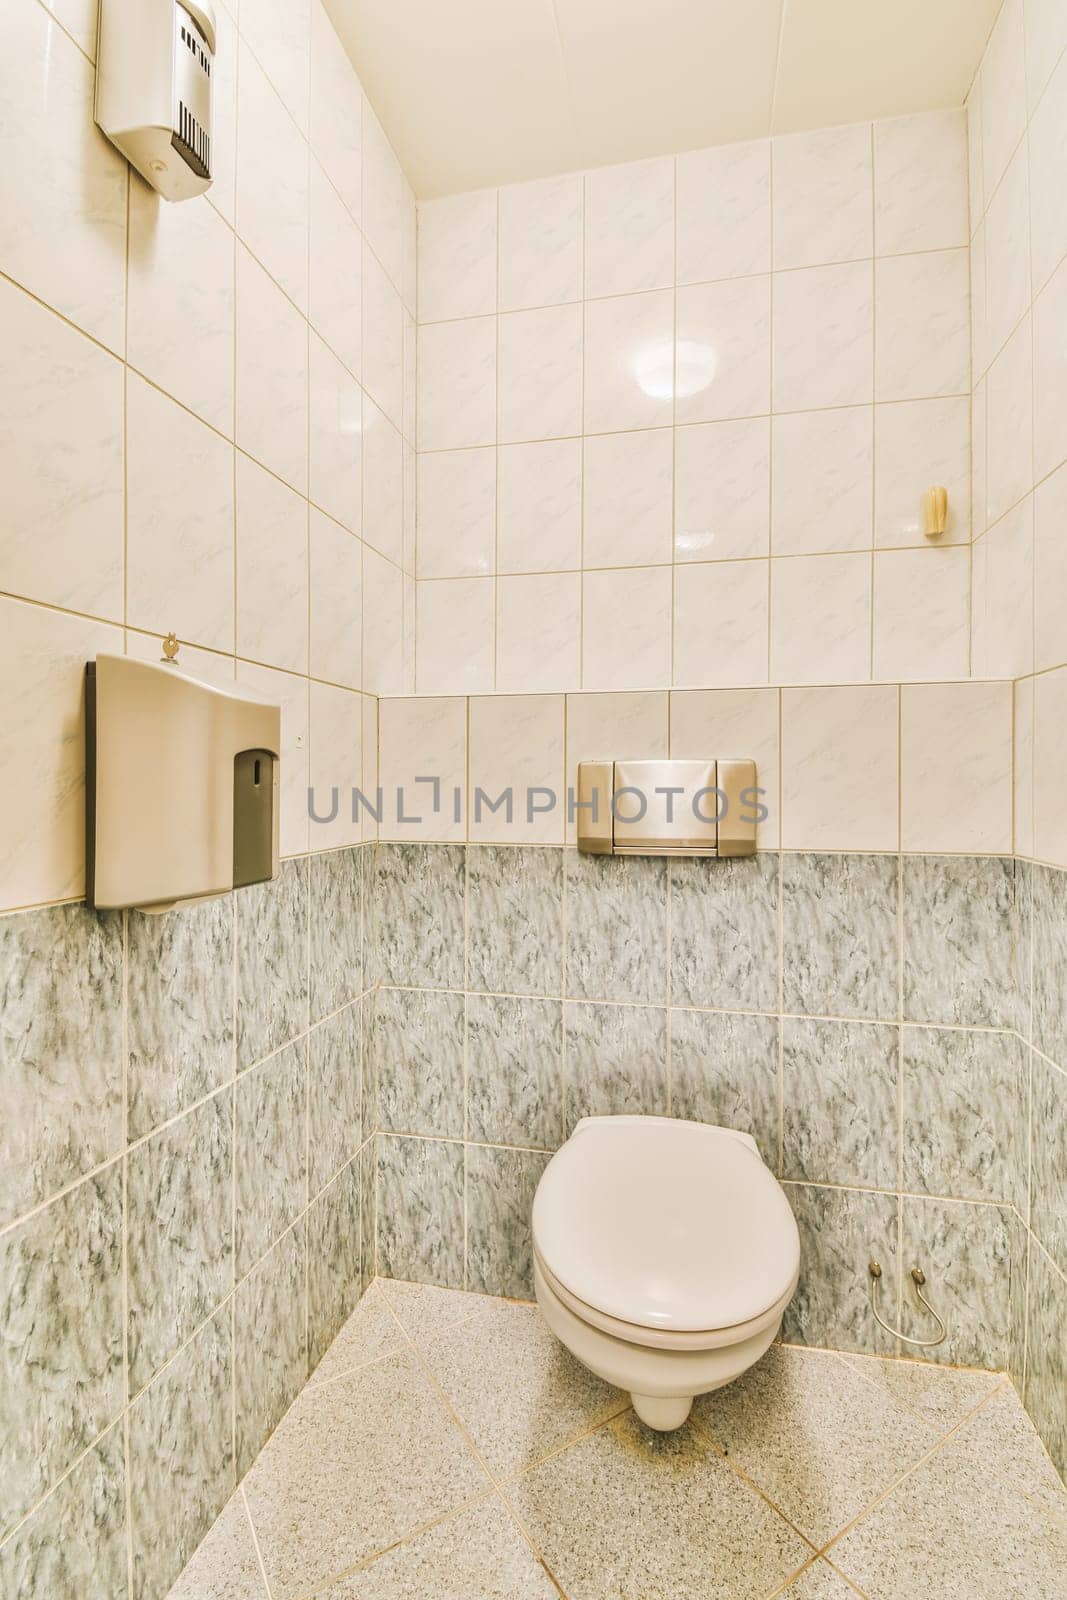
[532,1115,801,1431]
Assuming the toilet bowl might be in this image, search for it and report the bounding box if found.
[532,1115,801,1431]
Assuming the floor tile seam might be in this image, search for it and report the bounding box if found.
[499,1399,635,1489]
[820,1345,1000,1436]
[380,1289,492,1347]
[766,1552,874,1600]
[483,1485,574,1600]
[238,1481,276,1600]
[304,1286,423,1393]
[294,1486,500,1600]
[812,1408,1004,1561]
[684,1408,823,1558]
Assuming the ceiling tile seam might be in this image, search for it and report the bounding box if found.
[545,0,586,171]
[769,0,792,133]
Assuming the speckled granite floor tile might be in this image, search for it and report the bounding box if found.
[839,1352,1000,1433]
[165,1492,267,1600]
[829,1422,1067,1599]
[951,1385,1067,1520]
[775,1557,865,1598]
[508,1409,812,1600]
[318,1495,562,1598]
[307,1280,407,1388]
[381,1278,496,1344]
[242,1350,489,1600]
[417,1300,627,1479]
[693,1347,936,1546]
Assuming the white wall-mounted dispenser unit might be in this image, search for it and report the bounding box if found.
[85,654,280,913]
[576,760,760,858]
[95,0,217,201]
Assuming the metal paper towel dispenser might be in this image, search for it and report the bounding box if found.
[576,760,760,858]
[85,654,281,912]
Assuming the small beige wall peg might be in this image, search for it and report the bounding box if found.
[923,486,949,539]
[161,632,180,663]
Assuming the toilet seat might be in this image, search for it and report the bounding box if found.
[533,1115,800,1337]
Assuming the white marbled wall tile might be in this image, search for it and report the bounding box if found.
[362,398,404,566]
[235,43,310,314]
[582,290,674,434]
[1029,45,1067,294]
[564,690,669,842]
[972,377,988,539]
[402,311,418,449]
[772,261,874,413]
[498,173,583,312]
[984,143,1032,363]
[772,122,873,270]
[669,686,780,848]
[416,577,496,694]
[1034,666,1067,870]
[309,682,364,848]
[235,246,309,494]
[874,250,971,403]
[498,304,583,444]
[675,276,771,425]
[240,0,311,134]
[966,80,984,237]
[985,317,1033,527]
[363,245,404,431]
[127,186,235,437]
[362,547,405,695]
[770,553,871,685]
[676,139,771,285]
[469,694,566,843]
[675,418,770,564]
[0,599,121,909]
[970,219,988,381]
[582,566,672,690]
[125,375,235,652]
[192,1,235,217]
[497,440,581,573]
[417,448,497,579]
[874,109,969,257]
[1024,0,1067,110]
[40,0,100,58]
[971,499,1034,680]
[1013,673,1035,859]
[872,547,970,682]
[309,160,363,381]
[418,190,498,322]
[235,661,309,857]
[496,573,581,693]
[874,398,971,547]
[979,0,1027,199]
[0,280,123,621]
[673,560,769,688]
[362,104,406,290]
[0,4,126,354]
[309,334,362,534]
[900,681,1013,855]
[1033,255,1067,485]
[309,0,363,222]
[771,407,873,555]
[583,156,674,299]
[782,684,899,852]
[417,316,497,451]
[583,429,673,568]
[378,696,467,843]
[1035,461,1067,673]
[236,453,309,674]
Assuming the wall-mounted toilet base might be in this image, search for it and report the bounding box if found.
[631,1393,694,1431]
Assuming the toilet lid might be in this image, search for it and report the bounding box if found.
[533,1116,800,1333]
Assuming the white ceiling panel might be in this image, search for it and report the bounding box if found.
[771,0,1002,132]
[325,0,1004,198]
[553,0,784,170]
